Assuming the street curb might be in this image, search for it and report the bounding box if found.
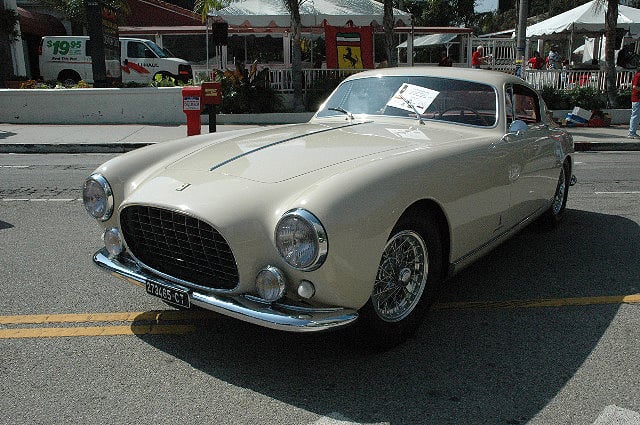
[0,143,153,154]
[574,142,640,151]
[2,141,640,154]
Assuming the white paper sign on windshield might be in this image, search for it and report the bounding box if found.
[386,83,440,115]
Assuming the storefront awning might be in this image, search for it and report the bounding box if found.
[17,7,66,37]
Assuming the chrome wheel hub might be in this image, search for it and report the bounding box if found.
[372,230,428,322]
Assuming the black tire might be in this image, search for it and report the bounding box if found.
[57,70,81,87]
[352,214,444,349]
[542,161,570,225]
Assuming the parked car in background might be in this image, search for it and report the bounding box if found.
[39,36,192,85]
[83,67,575,347]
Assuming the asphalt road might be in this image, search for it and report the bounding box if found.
[0,152,639,425]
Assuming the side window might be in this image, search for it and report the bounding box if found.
[505,85,515,125]
[127,42,146,58]
[512,85,540,124]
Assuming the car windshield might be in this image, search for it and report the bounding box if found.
[317,75,498,127]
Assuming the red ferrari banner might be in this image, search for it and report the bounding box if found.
[324,24,374,70]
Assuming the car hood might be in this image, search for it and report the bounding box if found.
[165,120,466,183]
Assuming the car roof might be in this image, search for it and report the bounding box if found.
[344,66,527,89]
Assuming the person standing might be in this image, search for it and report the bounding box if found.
[628,67,640,138]
[527,51,544,69]
[472,46,488,69]
[438,50,453,66]
[547,46,561,69]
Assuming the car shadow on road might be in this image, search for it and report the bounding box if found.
[0,220,14,230]
[135,208,639,425]
[0,131,17,140]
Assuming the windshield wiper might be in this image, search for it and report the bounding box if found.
[328,107,354,120]
[399,95,425,125]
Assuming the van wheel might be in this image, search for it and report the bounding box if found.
[57,70,81,87]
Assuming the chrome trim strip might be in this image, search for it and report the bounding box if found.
[93,248,358,332]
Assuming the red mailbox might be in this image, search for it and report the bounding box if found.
[181,86,203,136]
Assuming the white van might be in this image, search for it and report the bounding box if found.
[39,36,192,85]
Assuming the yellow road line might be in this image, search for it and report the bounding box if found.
[0,310,218,325]
[0,294,638,340]
[0,324,196,339]
[433,294,640,310]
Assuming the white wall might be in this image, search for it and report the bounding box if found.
[0,88,312,124]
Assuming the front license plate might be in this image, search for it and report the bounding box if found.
[145,281,190,308]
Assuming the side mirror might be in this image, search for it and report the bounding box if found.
[508,120,528,134]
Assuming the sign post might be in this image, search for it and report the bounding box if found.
[202,82,222,133]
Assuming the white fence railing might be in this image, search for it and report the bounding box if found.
[524,69,635,91]
[268,68,362,93]
[193,65,635,94]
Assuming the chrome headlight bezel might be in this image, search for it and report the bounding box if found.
[275,209,328,271]
[83,173,114,221]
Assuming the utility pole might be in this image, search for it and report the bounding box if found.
[516,0,528,76]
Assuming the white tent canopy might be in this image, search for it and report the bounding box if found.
[209,0,411,28]
[526,0,640,38]
[396,33,457,49]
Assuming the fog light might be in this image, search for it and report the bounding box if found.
[297,280,315,299]
[103,227,123,257]
[255,266,286,302]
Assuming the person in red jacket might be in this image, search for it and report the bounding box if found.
[628,68,640,138]
[472,46,489,69]
[527,51,545,70]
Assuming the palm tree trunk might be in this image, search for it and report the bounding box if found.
[604,0,618,107]
[284,0,304,111]
[383,0,397,66]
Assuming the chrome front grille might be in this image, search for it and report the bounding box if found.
[119,205,238,290]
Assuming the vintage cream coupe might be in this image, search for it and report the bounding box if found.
[83,67,575,345]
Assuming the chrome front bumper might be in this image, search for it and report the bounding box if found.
[93,248,358,332]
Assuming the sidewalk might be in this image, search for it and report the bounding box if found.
[0,122,639,153]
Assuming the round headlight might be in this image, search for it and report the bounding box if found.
[255,266,286,302]
[103,227,123,257]
[83,174,113,221]
[275,209,327,271]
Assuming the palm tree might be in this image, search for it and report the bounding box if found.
[193,0,230,22]
[382,0,397,66]
[593,0,618,107]
[284,0,304,111]
[0,4,20,80]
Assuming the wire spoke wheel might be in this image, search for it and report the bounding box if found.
[552,165,567,216]
[372,230,428,322]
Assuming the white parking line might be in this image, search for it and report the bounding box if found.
[1,198,82,201]
[312,412,389,425]
[594,191,640,194]
[593,405,640,424]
